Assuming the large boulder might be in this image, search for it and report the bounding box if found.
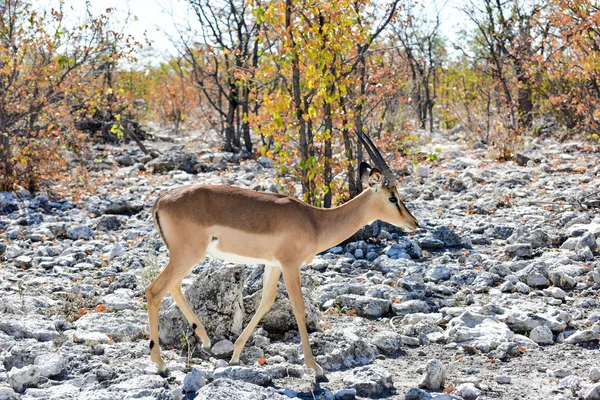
[161,262,321,346]
[445,311,513,351]
[244,284,320,333]
[160,264,246,345]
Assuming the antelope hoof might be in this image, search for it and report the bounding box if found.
[154,359,168,375]
[201,340,212,351]
[229,356,240,366]
[314,364,326,382]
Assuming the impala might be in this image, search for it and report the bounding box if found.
[146,132,418,381]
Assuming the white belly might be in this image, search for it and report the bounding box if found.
[205,240,280,267]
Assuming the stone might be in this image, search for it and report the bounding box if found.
[311,330,379,371]
[457,382,481,400]
[108,375,168,397]
[563,330,598,344]
[579,383,600,400]
[590,368,600,383]
[115,154,134,166]
[100,291,134,311]
[405,388,433,400]
[95,214,126,231]
[548,369,573,379]
[447,177,466,192]
[0,314,59,342]
[73,310,146,340]
[195,379,288,400]
[419,237,445,249]
[392,300,430,316]
[561,232,598,252]
[147,151,201,174]
[426,266,453,282]
[239,346,264,365]
[372,331,403,354]
[342,366,394,397]
[0,387,19,400]
[515,152,531,166]
[7,365,41,392]
[529,325,554,345]
[418,359,446,390]
[432,226,462,247]
[527,272,550,288]
[66,225,93,240]
[495,375,511,384]
[415,166,429,178]
[183,367,206,393]
[578,232,597,251]
[0,192,18,213]
[445,311,513,346]
[560,375,581,390]
[408,240,423,258]
[543,287,566,299]
[213,366,271,386]
[386,244,409,259]
[14,255,32,269]
[505,243,532,258]
[515,282,531,294]
[211,339,235,358]
[34,353,65,377]
[401,335,421,346]
[500,281,514,292]
[513,334,540,350]
[334,388,357,399]
[334,294,391,318]
[525,229,552,249]
[505,312,566,334]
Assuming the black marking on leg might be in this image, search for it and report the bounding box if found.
[192,323,198,331]
[149,340,155,350]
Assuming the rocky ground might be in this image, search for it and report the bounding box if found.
[1,131,600,400]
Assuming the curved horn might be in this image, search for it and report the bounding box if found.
[355,130,397,188]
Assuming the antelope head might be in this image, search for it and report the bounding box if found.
[357,131,419,232]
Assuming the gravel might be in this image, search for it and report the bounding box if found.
[0,134,599,399]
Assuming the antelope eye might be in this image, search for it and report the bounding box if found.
[389,196,398,203]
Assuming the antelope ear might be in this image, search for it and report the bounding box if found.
[359,162,372,186]
[368,168,383,187]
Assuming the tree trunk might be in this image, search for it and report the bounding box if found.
[241,83,253,153]
[233,102,241,149]
[354,49,367,192]
[341,99,359,198]
[323,101,333,208]
[224,92,236,152]
[428,99,435,133]
[515,64,533,128]
[286,0,312,203]
[0,134,12,190]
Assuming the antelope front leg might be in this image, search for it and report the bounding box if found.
[230,265,281,365]
[146,265,173,373]
[281,264,325,381]
[170,282,211,350]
